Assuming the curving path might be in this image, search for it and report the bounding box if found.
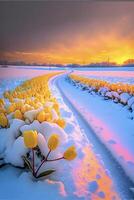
[49,73,134,200]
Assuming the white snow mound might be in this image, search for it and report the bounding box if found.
[5,136,28,167]
[120,93,131,104]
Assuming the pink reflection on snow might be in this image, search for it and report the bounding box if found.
[72,145,120,199]
[82,109,134,163]
[67,91,134,164]
[75,71,134,78]
[0,68,59,78]
[46,179,67,197]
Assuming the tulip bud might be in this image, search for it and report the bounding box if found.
[48,134,59,151]
[7,103,16,113]
[45,112,52,122]
[0,98,5,106]
[55,118,66,128]
[53,103,59,112]
[0,107,6,114]
[14,109,23,120]
[44,107,51,113]
[23,130,38,148]
[0,113,8,128]
[63,146,77,161]
[37,111,46,122]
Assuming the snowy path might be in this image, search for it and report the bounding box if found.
[49,74,134,199]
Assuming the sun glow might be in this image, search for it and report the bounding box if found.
[1,33,133,65]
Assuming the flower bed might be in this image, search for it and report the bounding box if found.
[0,72,76,179]
[68,74,134,112]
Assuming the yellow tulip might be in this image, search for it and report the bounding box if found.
[15,101,23,109]
[0,113,8,128]
[0,107,6,114]
[55,118,66,128]
[53,103,59,112]
[37,111,46,122]
[45,112,52,122]
[44,107,51,113]
[21,104,32,114]
[69,74,134,96]
[0,98,5,106]
[63,146,77,161]
[8,96,14,103]
[23,130,38,148]
[48,134,59,151]
[4,91,10,99]
[14,109,23,120]
[7,103,16,113]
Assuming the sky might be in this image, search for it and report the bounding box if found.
[0,1,134,65]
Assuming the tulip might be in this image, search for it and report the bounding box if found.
[55,118,66,128]
[15,101,23,109]
[37,111,46,122]
[53,103,59,113]
[8,96,14,103]
[44,107,51,113]
[0,98,5,106]
[64,146,77,161]
[23,130,38,148]
[0,107,6,114]
[48,134,59,151]
[45,112,52,122]
[7,103,16,113]
[21,104,33,114]
[14,109,23,120]
[0,113,8,128]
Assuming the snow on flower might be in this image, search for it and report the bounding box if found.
[0,72,77,180]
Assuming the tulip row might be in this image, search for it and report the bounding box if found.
[23,130,77,178]
[0,72,77,178]
[0,72,65,128]
[69,74,134,95]
[68,74,134,111]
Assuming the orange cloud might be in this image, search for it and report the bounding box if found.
[1,32,134,65]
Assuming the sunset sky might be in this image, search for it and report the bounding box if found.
[0,1,134,65]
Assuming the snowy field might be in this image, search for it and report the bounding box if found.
[0,66,134,200]
[72,70,134,84]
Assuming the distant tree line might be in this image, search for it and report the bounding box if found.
[0,59,134,68]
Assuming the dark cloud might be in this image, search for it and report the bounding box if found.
[0,1,134,52]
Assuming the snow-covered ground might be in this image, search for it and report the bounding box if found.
[57,75,134,181]
[0,70,120,200]
[72,70,134,84]
[0,67,134,199]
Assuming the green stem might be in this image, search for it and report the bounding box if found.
[35,150,51,177]
[47,157,64,162]
[32,149,35,177]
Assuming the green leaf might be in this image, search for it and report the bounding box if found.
[22,156,32,172]
[37,170,55,178]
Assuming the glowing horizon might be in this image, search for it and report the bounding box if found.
[1,33,134,65]
[0,1,134,65]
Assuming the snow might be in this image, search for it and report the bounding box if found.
[24,108,43,123]
[0,166,67,200]
[56,74,134,183]
[105,91,113,98]
[5,136,28,167]
[97,191,105,199]
[120,93,131,104]
[38,133,49,156]
[98,87,109,96]
[127,96,134,108]
[73,70,134,84]
[0,68,134,199]
[88,181,99,193]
